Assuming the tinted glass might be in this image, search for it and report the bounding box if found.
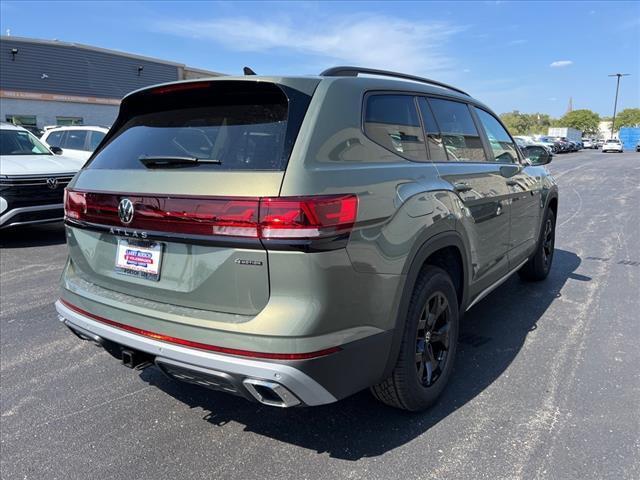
[428,98,486,162]
[64,130,88,150]
[45,130,65,147]
[0,129,51,156]
[88,131,106,151]
[89,105,289,170]
[417,97,448,161]
[364,95,426,161]
[474,108,519,163]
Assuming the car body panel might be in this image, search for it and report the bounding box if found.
[57,73,558,405]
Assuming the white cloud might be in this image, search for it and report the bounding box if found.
[508,39,527,45]
[550,60,573,68]
[152,15,465,75]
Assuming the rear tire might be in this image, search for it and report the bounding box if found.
[519,209,556,281]
[371,266,459,411]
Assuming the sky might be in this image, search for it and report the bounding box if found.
[1,0,638,117]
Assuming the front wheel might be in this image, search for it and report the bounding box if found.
[519,208,556,281]
[371,266,459,411]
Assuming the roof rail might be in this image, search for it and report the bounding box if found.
[319,66,470,97]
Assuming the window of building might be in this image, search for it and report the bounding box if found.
[6,115,37,127]
[427,98,487,162]
[56,117,84,126]
[474,108,519,164]
[364,94,427,161]
[417,97,448,162]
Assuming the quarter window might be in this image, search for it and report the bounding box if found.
[474,108,519,163]
[428,98,487,162]
[88,131,106,151]
[364,94,427,161]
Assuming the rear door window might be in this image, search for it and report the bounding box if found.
[417,97,448,161]
[428,98,487,162]
[64,130,88,150]
[87,81,306,171]
[474,108,519,163]
[364,94,427,161]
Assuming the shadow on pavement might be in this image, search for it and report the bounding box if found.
[0,222,66,249]
[141,249,584,460]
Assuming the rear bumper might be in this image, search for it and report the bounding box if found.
[56,299,392,407]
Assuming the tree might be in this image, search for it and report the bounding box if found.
[500,111,553,135]
[613,108,640,129]
[557,109,600,135]
[500,111,532,135]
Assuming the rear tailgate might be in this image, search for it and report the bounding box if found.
[64,79,316,316]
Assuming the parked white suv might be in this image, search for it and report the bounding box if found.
[41,126,108,161]
[0,123,84,228]
[601,139,623,153]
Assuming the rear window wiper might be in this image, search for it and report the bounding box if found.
[138,155,222,168]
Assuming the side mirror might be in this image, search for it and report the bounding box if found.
[50,146,63,155]
[525,146,551,166]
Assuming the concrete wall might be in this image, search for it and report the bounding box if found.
[1,98,119,128]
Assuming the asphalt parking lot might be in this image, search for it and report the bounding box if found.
[1,149,639,480]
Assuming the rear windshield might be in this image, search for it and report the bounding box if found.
[86,81,309,171]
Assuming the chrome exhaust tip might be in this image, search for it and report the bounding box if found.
[242,378,301,408]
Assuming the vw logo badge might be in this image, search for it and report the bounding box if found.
[46,177,58,190]
[118,198,134,225]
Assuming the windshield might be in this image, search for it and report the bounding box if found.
[0,129,51,156]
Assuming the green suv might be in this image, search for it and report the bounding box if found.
[57,67,558,411]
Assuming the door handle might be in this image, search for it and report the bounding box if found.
[453,182,473,193]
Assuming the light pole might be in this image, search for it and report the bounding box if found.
[608,73,630,139]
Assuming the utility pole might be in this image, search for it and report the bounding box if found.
[608,73,630,139]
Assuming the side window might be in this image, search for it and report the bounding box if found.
[474,108,519,163]
[417,97,448,161]
[65,130,88,150]
[45,130,65,147]
[88,131,106,151]
[428,98,487,162]
[364,94,426,161]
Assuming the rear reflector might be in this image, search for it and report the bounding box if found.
[59,299,340,360]
[65,190,358,241]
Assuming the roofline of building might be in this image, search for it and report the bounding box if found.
[0,35,225,75]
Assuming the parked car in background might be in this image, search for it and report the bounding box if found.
[602,139,623,153]
[56,67,558,412]
[636,141,640,152]
[596,139,605,148]
[514,136,553,156]
[582,138,594,149]
[41,126,108,161]
[534,136,560,153]
[0,123,84,228]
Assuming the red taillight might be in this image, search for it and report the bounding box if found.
[150,81,211,95]
[64,189,87,220]
[65,190,358,241]
[259,195,358,239]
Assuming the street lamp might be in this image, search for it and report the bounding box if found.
[608,73,630,139]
